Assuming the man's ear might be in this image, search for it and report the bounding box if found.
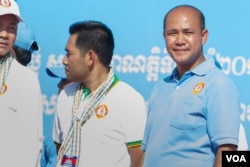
[201,29,208,45]
[87,50,96,65]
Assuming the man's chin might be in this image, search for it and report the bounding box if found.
[0,50,10,57]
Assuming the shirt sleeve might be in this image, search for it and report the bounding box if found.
[120,92,147,147]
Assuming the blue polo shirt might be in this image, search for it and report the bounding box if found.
[142,58,240,167]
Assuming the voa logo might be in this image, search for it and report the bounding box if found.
[226,155,246,163]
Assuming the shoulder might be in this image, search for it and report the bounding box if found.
[200,59,236,87]
[12,59,37,76]
[59,82,79,98]
[114,81,142,95]
[109,81,145,102]
[208,68,237,89]
[9,60,39,85]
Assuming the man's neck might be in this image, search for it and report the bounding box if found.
[82,67,110,93]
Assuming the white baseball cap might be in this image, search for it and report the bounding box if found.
[0,0,23,22]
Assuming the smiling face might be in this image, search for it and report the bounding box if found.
[0,14,18,57]
[163,6,208,71]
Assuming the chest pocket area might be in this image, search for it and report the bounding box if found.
[169,96,206,130]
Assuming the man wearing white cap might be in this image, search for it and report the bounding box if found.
[0,0,43,166]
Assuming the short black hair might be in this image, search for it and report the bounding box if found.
[69,20,114,67]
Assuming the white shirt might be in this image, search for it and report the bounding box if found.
[53,81,147,167]
[0,60,43,167]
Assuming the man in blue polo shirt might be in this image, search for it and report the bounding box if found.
[142,5,240,167]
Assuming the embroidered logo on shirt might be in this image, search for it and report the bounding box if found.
[0,0,11,7]
[193,82,205,95]
[95,104,108,119]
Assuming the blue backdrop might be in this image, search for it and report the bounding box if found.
[16,0,250,150]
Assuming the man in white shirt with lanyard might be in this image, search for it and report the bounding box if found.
[53,20,147,167]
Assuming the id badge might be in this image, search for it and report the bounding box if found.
[61,155,78,167]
